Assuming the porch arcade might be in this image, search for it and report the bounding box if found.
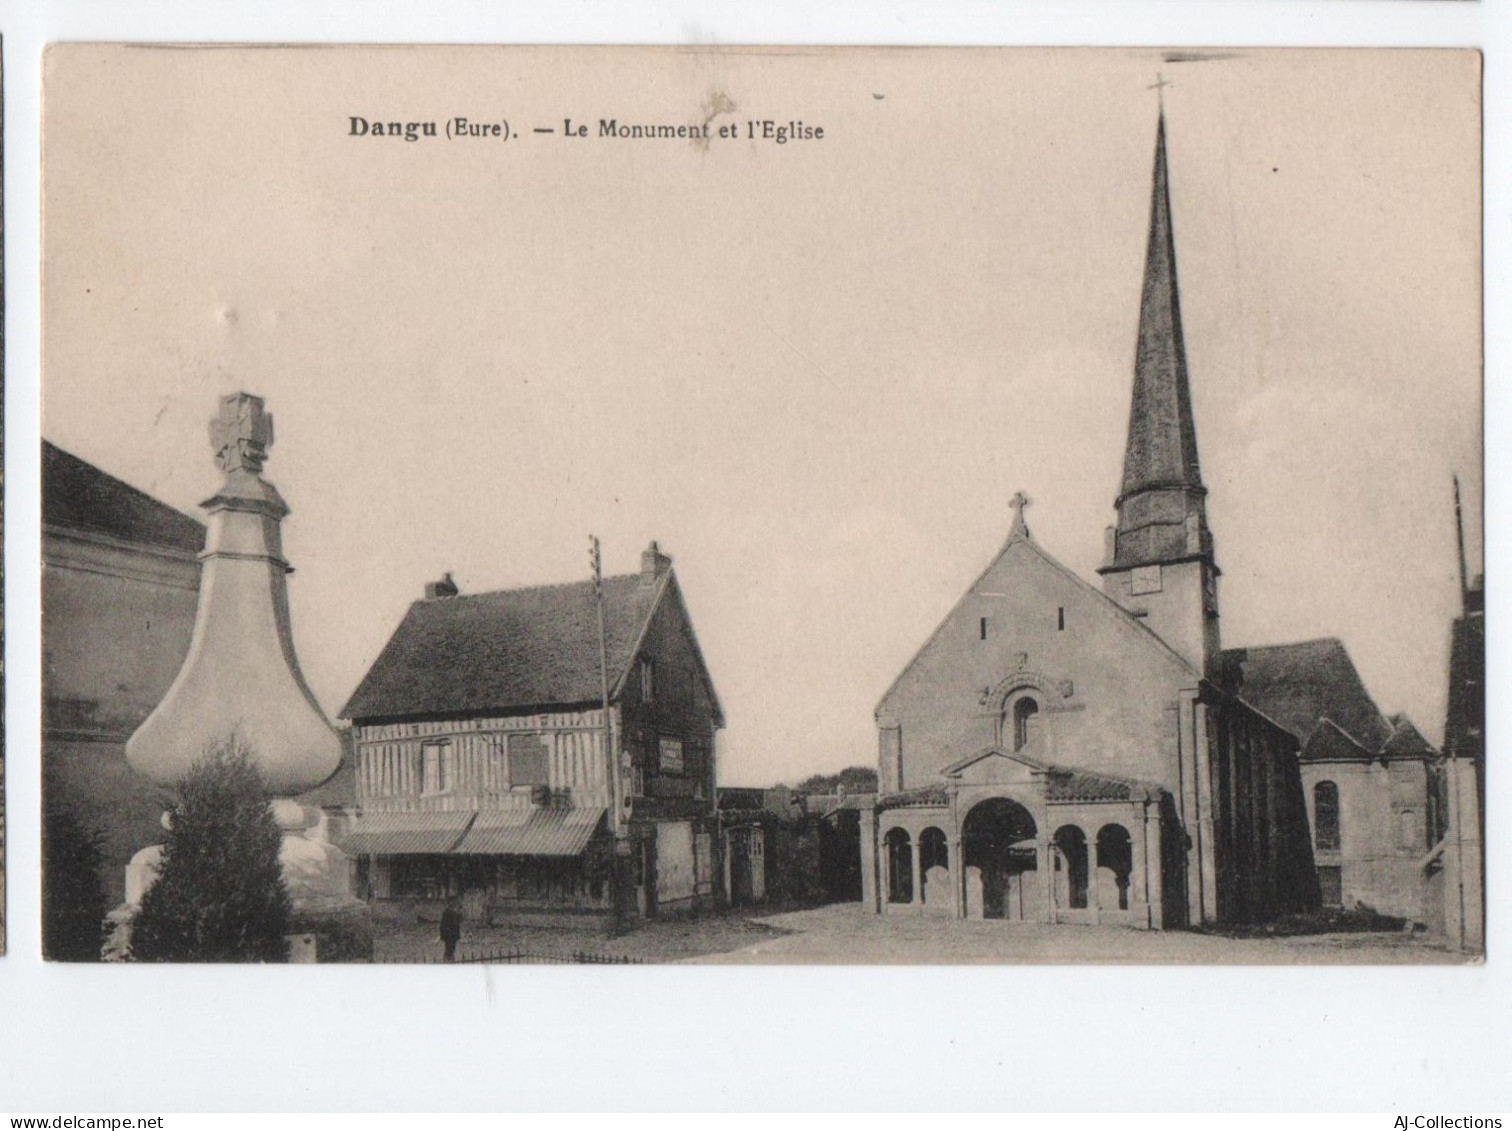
[859,748,1168,928]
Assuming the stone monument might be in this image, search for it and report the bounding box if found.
[113,393,365,960]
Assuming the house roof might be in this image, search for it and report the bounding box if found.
[1216,638,1392,751]
[43,440,205,554]
[342,569,719,723]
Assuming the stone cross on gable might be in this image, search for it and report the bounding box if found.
[210,392,275,474]
[1009,490,1032,537]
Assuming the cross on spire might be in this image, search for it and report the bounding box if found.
[1009,491,1032,538]
[1147,72,1173,112]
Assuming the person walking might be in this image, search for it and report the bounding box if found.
[440,898,462,963]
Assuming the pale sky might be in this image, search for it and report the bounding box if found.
[43,46,1482,786]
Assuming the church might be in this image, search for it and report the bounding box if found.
[859,110,1327,929]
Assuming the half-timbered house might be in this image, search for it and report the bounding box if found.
[338,542,723,922]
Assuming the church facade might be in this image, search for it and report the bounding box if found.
[860,113,1322,929]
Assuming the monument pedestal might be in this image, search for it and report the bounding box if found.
[105,802,370,963]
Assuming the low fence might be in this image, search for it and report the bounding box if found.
[379,946,642,965]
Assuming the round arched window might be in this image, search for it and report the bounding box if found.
[1010,696,1040,752]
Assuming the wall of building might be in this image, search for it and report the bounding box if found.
[619,578,719,826]
[1208,701,1317,924]
[1301,759,1436,921]
[354,708,614,813]
[877,538,1199,796]
[43,527,201,904]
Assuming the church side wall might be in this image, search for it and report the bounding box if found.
[1207,700,1316,924]
[1300,759,1436,922]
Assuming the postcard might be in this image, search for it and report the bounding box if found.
[39,44,1483,966]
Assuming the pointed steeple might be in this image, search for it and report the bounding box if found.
[1106,109,1213,572]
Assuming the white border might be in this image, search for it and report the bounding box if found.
[2,1,1507,1113]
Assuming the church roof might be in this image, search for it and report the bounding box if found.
[43,440,205,554]
[876,783,949,811]
[341,569,722,725]
[1382,714,1437,761]
[1299,718,1375,764]
[877,516,1203,720]
[1217,638,1392,751]
[1119,112,1203,505]
[1045,766,1162,803]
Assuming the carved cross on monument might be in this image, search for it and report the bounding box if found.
[210,392,275,474]
[1009,490,1032,537]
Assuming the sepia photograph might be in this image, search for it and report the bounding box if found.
[38,44,1483,967]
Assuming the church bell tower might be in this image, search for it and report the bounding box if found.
[1098,108,1221,674]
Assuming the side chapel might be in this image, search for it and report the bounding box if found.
[862,110,1324,929]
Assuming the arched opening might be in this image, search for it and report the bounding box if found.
[884,827,913,904]
[1096,823,1134,911]
[1053,825,1089,909]
[919,826,949,908]
[962,798,1039,920]
[1314,781,1340,850]
[1012,697,1041,752]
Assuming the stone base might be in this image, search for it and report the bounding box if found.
[113,806,365,961]
[288,902,375,963]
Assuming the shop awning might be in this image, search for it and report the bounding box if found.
[454,807,607,857]
[335,811,476,856]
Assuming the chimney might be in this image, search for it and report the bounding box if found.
[425,571,459,600]
[640,540,673,585]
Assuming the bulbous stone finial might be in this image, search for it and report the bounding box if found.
[126,392,340,796]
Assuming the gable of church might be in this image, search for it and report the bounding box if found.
[876,531,1200,792]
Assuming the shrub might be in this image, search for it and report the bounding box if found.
[131,740,291,963]
[42,801,108,961]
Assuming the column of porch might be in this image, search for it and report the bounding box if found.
[952,836,966,919]
[859,808,878,914]
[1040,838,1055,924]
[909,831,923,913]
[1088,829,1101,925]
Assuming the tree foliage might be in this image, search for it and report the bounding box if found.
[795,766,878,795]
[42,798,108,961]
[131,741,291,963]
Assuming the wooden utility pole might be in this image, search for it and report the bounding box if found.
[591,535,626,932]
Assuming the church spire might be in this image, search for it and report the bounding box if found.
[1099,105,1221,675]
[1106,108,1213,572]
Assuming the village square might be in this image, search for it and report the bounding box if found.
[37,51,1484,965]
